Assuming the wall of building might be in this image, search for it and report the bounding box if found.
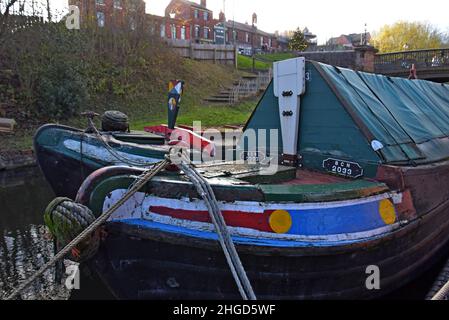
[71,0,280,51]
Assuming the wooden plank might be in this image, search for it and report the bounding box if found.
[0,118,16,133]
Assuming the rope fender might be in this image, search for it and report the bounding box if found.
[44,197,100,263]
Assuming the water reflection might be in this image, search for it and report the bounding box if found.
[0,167,70,300]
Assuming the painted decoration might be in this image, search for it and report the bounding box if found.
[168,80,184,129]
[102,191,400,244]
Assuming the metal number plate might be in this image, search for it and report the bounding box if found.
[322,158,364,179]
[241,151,266,163]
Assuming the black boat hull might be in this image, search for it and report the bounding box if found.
[86,196,449,300]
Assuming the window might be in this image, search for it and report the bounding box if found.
[113,0,122,9]
[268,38,272,47]
[194,9,199,19]
[203,11,208,21]
[171,24,177,39]
[203,27,209,39]
[160,24,166,38]
[233,31,238,41]
[96,11,105,27]
[96,0,105,5]
[194,25,200,38]
[245,32,249,43]
[181,26,186,40]
[260,36,263,46]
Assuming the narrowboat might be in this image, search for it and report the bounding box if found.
[41,58,449,299]
[34,81,218,199]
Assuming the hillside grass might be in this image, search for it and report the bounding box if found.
[132,99,258,130]
[255,52,296,62]
[237,55,271,70]
[237,52,296,71]
[1,24,259,152]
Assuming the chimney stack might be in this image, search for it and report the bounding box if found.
[201,0,207,7]
[219,11,226,22]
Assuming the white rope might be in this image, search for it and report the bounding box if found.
[177,153,257,300]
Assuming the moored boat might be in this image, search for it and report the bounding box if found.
[40,58,449,299]
[34,81,219,199]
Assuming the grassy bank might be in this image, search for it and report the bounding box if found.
[1,98,259,152]
[0,23,260,152]
[237,52,296,71]
[132,99,257,130]
[237,55,271,70]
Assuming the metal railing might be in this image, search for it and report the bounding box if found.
[375,48,449,74]
[230,69,272,104]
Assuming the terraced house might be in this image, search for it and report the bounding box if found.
[68,0,146,29]
[70,0,280,52]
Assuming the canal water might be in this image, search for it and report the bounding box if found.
[0,166,447,300]
[0,166,112,300]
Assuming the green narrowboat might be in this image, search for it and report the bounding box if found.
[41,58,449,300]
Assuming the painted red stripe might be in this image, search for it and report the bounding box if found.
[149,206,273,233]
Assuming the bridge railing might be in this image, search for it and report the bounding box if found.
[374,48,449,74]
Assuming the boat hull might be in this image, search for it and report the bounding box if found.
[85,193,449,300]
[71,164,449,300]
[34,124,166,199]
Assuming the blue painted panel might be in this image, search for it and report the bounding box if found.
[112,218,396,248]
[287,201,386,236]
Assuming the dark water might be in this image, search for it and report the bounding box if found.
[0,167,112,300]
[0,166,447,300]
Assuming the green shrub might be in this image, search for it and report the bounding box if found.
[35,60,88,120]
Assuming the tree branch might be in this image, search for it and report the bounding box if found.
[1,0,19,17]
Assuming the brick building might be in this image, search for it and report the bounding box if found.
[68,0,146,30]
[70,0,280,52]
[161,0,216,42]
[327,33,372,50]
[224,18,278,54]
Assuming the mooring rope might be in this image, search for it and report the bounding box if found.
[6,145,255,301]
[176,152,257,301]
[431,282,449,300]
[87,117,161,168]
[5,159,169,300]
[428,257,449,300]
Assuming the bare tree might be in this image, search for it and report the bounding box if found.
[0,0,19,40]
[0,0,19,16]
[45,0,50,22]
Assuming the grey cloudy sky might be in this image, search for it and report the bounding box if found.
[50,0,449,44]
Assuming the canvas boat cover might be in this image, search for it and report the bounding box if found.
[317,62,449,164]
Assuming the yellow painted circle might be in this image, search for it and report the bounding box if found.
[379,199,396,225]
[269,210,293,234]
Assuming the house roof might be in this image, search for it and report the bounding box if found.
[225,20,275,37]
[328,33,371,46]
[170,0,211,11]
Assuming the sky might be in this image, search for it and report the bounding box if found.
[50,0,449,44]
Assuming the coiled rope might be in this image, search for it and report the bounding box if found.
[175,151,257,301]
[5,159,169,300]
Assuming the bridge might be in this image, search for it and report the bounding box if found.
[374,48,449,82]
[296,47,449,83]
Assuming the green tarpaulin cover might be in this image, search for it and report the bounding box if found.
[317,62,449,164]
